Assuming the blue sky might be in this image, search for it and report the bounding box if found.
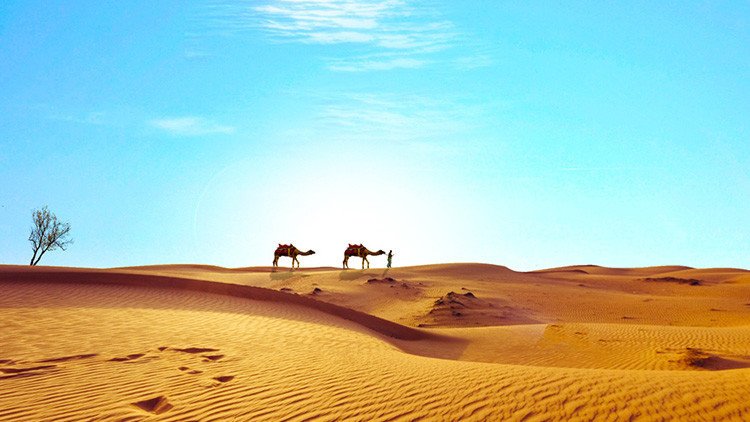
[1,1,748,270]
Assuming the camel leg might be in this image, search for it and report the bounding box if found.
[362,256,367,269]
[343,255,348,269]
[273,255,278,267]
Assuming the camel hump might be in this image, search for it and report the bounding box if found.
[345,244,364,254]
[276,244,292,253]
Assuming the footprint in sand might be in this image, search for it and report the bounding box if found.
[178,366,203,375]
[2,353,102,380]
[202,354,224,362]
[109,353,146,362]
[170,347,220,354]
[132,395,173,415]
[2,353,100,380]
[36,353,98,363]
[161,347,232,385]
[0,364,57,380]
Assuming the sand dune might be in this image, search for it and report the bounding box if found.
[2,263,750,420]
[0,266,438,341]
[530,264,695,276]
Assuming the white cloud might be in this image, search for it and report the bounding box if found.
[307,30,374,43]
[206,0,460,71]
[150,117,235,136]
[254,0,455,51]
[197,1,495,72]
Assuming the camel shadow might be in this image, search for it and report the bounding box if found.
[270,269,310,281]
[338,270,379,281]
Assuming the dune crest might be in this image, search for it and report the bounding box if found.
[0,266,443,342]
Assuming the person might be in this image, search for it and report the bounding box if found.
[387,250,393,268]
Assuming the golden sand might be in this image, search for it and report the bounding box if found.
[1,263,749,420]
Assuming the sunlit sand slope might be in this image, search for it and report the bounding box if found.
[2,265,750,420]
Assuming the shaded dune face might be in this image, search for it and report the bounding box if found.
[1,263,750,420]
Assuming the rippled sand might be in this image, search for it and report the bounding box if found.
[1,263,749,420]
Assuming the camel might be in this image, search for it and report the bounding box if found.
[343,244,385,269]
[273,244,315,269]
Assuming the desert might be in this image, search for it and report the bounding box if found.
[2,1,749,420]
[2,263,750,420]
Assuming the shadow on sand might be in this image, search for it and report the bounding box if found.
[338,270,381,281]
[269,269,311,281]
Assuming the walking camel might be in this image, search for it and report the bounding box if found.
[273,244,315,269]
[343,244,385,269]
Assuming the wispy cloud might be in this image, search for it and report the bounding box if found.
[150,117,235,136]
[328,56,428,71]
[308,92,484,141]
[207,0,461,71]
[253,1,404,36]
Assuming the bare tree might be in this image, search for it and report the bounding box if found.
[29,206,72,266]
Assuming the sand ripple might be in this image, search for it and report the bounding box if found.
[1,266,750,420]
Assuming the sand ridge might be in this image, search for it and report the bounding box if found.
[2,263,750,420]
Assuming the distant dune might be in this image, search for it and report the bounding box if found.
[2,263,750,420]
[530,264,695,276]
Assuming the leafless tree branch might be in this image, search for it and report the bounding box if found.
[28,206,72,266]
